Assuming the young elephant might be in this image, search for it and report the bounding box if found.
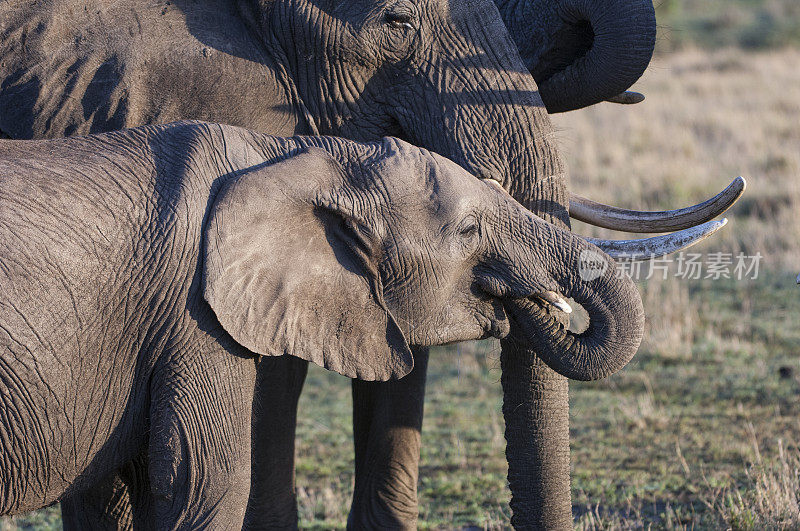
[0,121,644,527]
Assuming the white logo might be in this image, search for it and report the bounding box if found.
[579,250,608,282]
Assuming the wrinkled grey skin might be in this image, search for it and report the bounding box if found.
[0,121,644,529]
[0,0,656,527]
[495,0,656,113]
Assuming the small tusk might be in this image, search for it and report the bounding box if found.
[538,292,573,314]
[570,177,746,233]
[586,219,728,261]
[482,178,508,194]
[605,91,646,105]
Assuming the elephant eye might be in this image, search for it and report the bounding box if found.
[384,11,415,31]
[458,216,479,238]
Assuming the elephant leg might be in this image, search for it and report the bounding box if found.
[245,356,309,530]
[61,473,133,530]
[60,456,148,531]
[500,339,572,529]
[348,347,429,530]
[147,347,256,530]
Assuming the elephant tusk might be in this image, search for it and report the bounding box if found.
[537,291,573,314]
[586,219,728,261]
[605,91,646,105]
[483,178,730,261]
[482,178,507,193]
[570,177,746,233]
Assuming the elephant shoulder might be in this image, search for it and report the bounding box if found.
[0,0,298,138]
[0,0,143,138]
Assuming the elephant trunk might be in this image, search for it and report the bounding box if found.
[494,212,644,528]
[500,343,572,528]
[503,218,645,381]
[497,0,657,113]
[545,0,656,114]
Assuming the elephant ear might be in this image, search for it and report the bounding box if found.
[203,147,413,382]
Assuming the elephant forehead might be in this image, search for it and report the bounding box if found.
[373,153,484,221]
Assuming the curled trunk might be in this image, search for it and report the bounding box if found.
[503,224,645,381]
[495,0,657,113]
[496,209,644,527]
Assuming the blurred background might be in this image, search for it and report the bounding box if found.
[4,0,799,529]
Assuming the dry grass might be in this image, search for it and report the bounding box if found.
[554,47,800,272]
[713,438,800,529]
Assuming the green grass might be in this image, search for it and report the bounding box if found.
[5,270,799,529]
[656,0,800,51]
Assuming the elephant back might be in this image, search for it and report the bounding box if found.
[0,0,304,139]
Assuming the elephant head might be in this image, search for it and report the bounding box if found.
[203,138,644,382]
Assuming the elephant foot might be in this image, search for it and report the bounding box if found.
[347,467,419,531]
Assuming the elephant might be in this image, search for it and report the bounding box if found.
[0,120,647,528]
[0,0,741,527]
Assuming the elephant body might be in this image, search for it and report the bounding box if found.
[0,123,261,526]
[0,121,645,527]
[0,122,426,524]
[0,0,307,139]
[0,0,656,526]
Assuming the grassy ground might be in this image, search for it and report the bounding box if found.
[655,0,800,51]
[4,21,800,531]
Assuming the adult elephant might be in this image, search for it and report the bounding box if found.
[0,0,734,527]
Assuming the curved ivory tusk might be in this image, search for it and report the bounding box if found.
[605,91,646,105]
[570,177,746,233]
[537,292,573,314]
[481,178,730,261]
[587,219,729,261]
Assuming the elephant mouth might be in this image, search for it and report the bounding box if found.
[502,293,573,339]
[505,295,565,319]
[477,304,511,340]
[478,292,572,341]
[532,292,572,314]
[502,296,569,344]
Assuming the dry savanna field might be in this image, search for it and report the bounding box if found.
[3,13,800,531]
